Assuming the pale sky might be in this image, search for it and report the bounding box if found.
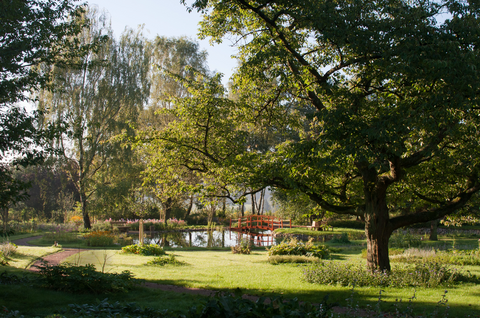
[89,0,238,84]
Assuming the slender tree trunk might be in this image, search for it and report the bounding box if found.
[241,202,245,217]
[164,197,172,225]
[251,193,256,215]
[429,220,438,241]
[80,191,91,229]
[1,208,8,233]
[185,194,194,219]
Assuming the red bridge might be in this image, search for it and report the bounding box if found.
[229,215,292,231]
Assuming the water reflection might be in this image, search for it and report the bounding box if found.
[133,230,275,248]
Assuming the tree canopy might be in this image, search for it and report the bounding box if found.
[0,0,89,228]
[142,0,480,271]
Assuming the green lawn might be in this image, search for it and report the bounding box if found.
[1,232,480,317]
[60,247,480,316]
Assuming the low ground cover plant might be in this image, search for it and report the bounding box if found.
[36,262,136,294]
[303,260,478,288]
[121,244,165,256]
[146,254,187,266]
[268,238,330,259]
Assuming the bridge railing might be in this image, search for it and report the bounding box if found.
[229,215,292,231]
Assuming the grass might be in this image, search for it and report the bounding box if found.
[1,230,480,317]
[4,245,59,269]
[58,248,480,316]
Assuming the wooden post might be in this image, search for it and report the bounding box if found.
[281,219,284,228]
[238,218,241,229]
[139,219,144,245]
[229,218,232,230]
[289,219,292,228]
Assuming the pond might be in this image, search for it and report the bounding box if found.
[132,230,277,248]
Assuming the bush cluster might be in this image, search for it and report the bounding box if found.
[84,231,116,247]
[121,244,165,256]
[268,238,330,259]
[0,242,17,258]
[389,230,422,248]
[36,262,136,293]
[303,260,478,288]
[231,239,252,254]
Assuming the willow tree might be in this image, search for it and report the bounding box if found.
[38,10,151,228]
[153,0,480,271]
[136,36,209,222]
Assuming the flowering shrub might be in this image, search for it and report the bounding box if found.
[268,238,330,259]
[84,231,116,246]
[126,218,187,231]
[121,244,165,256]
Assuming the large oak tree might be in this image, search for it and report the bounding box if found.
[146,0,480,271]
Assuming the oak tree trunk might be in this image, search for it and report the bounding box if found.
[362,167,393,272]
[429,220,438,241]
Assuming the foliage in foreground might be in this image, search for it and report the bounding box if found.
[303,260,479,288]
[0,291,463,318]
[121,244,165,256]
[36,262,136,294]
[268,238,330,259]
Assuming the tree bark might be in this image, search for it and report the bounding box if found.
[429,220,438,241]
[361,166,394,272]
[80,192,91,229]
[164,197,173,226]
[185,194,194,219]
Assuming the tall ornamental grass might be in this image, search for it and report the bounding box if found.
[303,260,479,288]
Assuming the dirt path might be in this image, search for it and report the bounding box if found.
[12,236,219,296]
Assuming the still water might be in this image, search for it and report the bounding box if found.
[133,230,276,248]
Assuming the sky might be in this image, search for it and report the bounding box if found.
[89,0,238,84]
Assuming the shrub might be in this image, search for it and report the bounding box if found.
[84,231,115,247]
[330,233,351,244]
[36,262,136,293]
[267,238,330,259]
[191,294,335,318]
[121,244,165,256]
[231,239,252,254]
[91,221,114,232]
[327,219,365,229]
[389,230,422,248]
[0,242,17,258]
[146,254,187,266]
[303,260,479,288]
[63,298,170,318]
